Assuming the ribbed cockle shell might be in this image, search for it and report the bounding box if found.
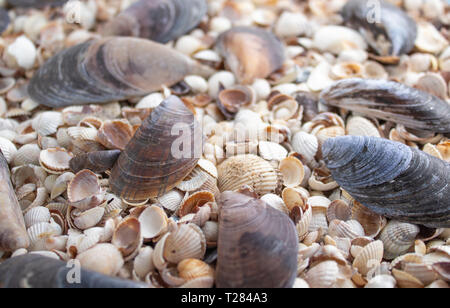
[216,191,298,288]
[323,136,450,228]
[110,95,203,201]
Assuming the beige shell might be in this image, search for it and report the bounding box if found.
[326,199,352,222]
[51,172,75,200]
[365,275,397,288]
[315,126,346,145]
[352,201,386,238]
[76,243,124,276]
[217,154,280,196]
[260,193,289,214]
[158,190,185,212]
[39,148,73,174]
[138,205,169,240]
[67,126,98,141]
[13,144,41,167]
[353,240,384,276]
[24,206,51,228]
[346,116,381,137]
[296,203,312,241]
[313,26,367,54]
[328,219,365,240]
[176,168,209,192]
[177,258,214,280]
[67,170,105,211]
[177,191,215,217]
[379,220,420,260]
[279,156,305,188]
[153,232,170,271]
[303,260,340,288]
[362,61,388,79]
[163,223,206,264]
[27,221,61,246]
[134,246,155,279]
[112,217,142,260]
[258,141,288,161]
[72,206,105,230]
[97,120,134,151]
[179,276,214,288]
[415,22,448,54]
[282,187,309,211]
[403,262,438,286]
[32,111,63,136]
[202,221,218,246]
[330,62,363,79]
[0,137,17,164]
[392,269,424,288]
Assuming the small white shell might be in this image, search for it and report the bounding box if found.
[313,26,367,54]
[13,143,40,167]
[353,240,384,276]
[346,116,381,137]
[5,35,37,69]
[261,193,289,214]
[76,243,124,276]
[279,156,305,188]
[138,205,169,240]
[258,141,288,161]
[134,246,155,279]
[0,136,17,163]
[365,275,397,288]
[208,71,236,97]
[274,11,308,38]
[73,206,105,230]
[32,112,63,136]
[163,224,206,264]
[415,22,448,54]
[184,75,208,93]
[24,206,51,228]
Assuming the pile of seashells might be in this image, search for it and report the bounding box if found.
[0,0,449,288]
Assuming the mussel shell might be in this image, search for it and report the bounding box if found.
[0,8,10,34]
[216,191,298,288]
[323,136,450,228]
[102,0,207,44]
[69,150,121,174]
[110,95,203,201]
[0,151,29,251]
[216,26,285,84]
[0,254,145,288]
[320,78,450,133]
[28,37,213,108]
[341,0,417,57]
[6,0,67,7]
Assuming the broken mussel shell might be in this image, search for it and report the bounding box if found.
[28,37,214,108]
[69,150,121,174]
[110,95,203,201]
[341,0,417,58]
[0,255,145,288]
[216,191,298,288]
[0,151,29,251]
[323,136,450,228]
[320,78,450,133]
[102,0,207,44]
[216,26,285,84]
[0,8,10,35]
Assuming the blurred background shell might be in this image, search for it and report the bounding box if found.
[101,0,207,44]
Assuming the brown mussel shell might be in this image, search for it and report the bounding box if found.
[28,37,214,108]
[216,26,285,84]
[101,0,207,44]
[69,150,121,174]
[0,254,145,288]
[323,136,450,228]
[341,0,417,57]
[109,95,203,201]
[216,191,298,288]
[320,78,450,133]
[0,151,29,251]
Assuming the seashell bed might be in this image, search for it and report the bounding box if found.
[0,0,449,289]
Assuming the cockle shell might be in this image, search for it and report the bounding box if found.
[39,148,73,174]
[112,217,142,260]
[67,170,105,211]
[177,258,214,281]
[69,150,121,174]
[216,191,298,288]
[0,152,29,251]
[216,26,285,84]
[0,137,17,164]
[323,136,450,228]
[379,220,420,260]
[279,156,305,188]
[76,243,124,276]
[353,240,384,276]
[102,0,207,44]
[217,154,280,196]
[291,131,319,163]
[28,37,213,107]
[24,206,51,229]
[320,79,450,133]
[163,223,206,264]
[110,96,203,201]
[342,0,417,57]
[138,205,168,240]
